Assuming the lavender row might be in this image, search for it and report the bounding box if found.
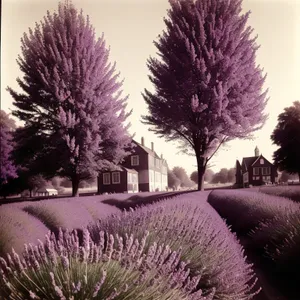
[89,192,259,300]
[207,189,300,236]
[258,185,300,203]
[0,198,120,257]
[208,190,300,282]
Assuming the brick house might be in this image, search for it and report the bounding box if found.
[97,137,168,194]
[235,146,278,187]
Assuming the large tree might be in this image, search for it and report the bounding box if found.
[271,101,300,181]
[0,111,17,184]
[8,1,133,196]
[142,0,268,190]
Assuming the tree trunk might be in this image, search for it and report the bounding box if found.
[29,189,32,198]
[196,155,206,191]
[72,176,80,197]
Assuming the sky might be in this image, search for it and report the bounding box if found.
[1,0,300,176]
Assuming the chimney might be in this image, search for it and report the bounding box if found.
[161,154,163,159]
[141,137,144,146]
[254,146,259,157]
[151,142,154,151]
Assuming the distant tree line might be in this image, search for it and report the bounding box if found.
[167,166,236,191]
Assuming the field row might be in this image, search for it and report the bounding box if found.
[208,189,300,299]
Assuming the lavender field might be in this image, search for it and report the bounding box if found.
[0,190,261,300]
[1,0,300,298]
[0,188,299,299]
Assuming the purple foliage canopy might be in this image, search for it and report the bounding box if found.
[142,0,268,190]
[8,1,133,196]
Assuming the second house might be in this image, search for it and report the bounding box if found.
[97,137,168,194]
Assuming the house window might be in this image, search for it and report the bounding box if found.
[260,158,264,164]
[262,167,270,175]
[112,172,121,184]
[243,172,248,183]
[253,168,259,175]
[103,173,110,185]
[131,155,139,166]
[132,174,138,183]
[128,173,132,184]
[252,176,256,180]
[256,176,260,180]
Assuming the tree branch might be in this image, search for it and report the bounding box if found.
[207,136,227,163]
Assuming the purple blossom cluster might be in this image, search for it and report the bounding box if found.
[89,193,259,299]
[0,228,213,300]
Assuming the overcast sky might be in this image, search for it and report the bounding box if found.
[2,0,300,175]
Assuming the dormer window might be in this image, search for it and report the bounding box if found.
[260,158,264,165]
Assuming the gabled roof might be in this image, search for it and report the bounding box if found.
[240,154,275,173]
[132,140,168,166]
[241,157,257,172]
[251,154,273,166]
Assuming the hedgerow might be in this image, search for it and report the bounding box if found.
[89,193,259,300]
[0,228,212,300]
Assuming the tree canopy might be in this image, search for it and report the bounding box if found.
[142,0,268,190]
[8,1,133,196]
[190,168,214,184]
[0,111,17,184]
[271,101,300,180]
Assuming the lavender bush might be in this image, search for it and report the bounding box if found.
[208,190,300,235]
[90,193,259,300]
[0,206,48,257]
[0,228,212,300]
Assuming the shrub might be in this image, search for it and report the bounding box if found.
[207,190,299,235]
[0,205,49,257]
[89,193,259,300]
[0,228,212,300]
